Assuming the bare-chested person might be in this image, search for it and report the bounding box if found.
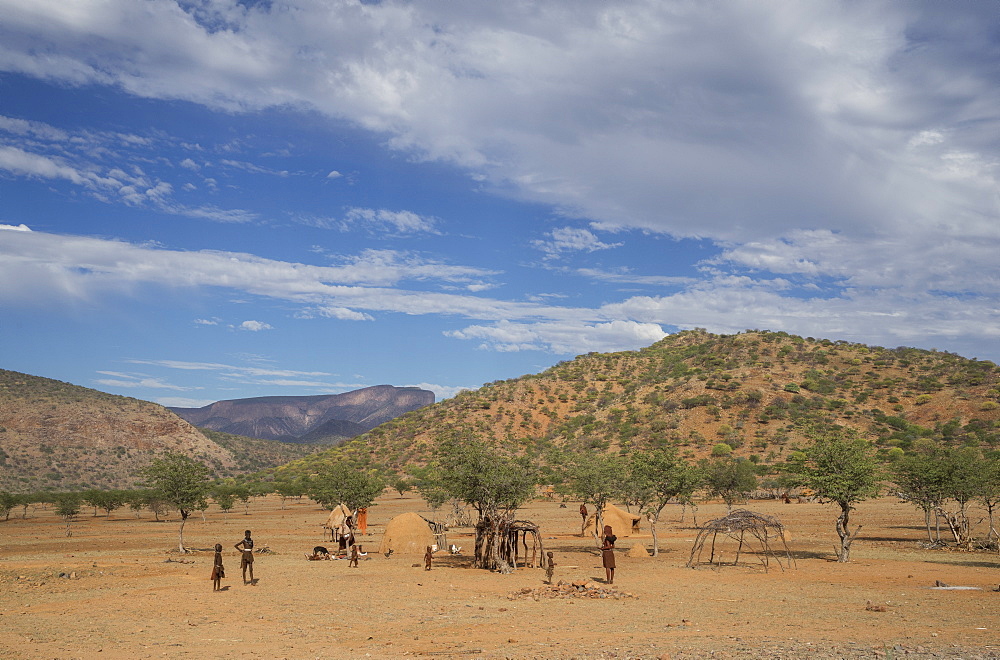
[348,544,359,568]
[545,551,555,584]
[424,546,433,571]
[235,529,255,585]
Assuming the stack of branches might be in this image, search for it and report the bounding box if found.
[686,509,794,572]
[474,518,548,572]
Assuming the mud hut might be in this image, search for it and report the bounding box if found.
[378,512,443,555]
[584,503,642,537]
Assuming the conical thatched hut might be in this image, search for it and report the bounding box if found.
[584,503,642,537]
[377,512,437,555]
[324,503,352,528]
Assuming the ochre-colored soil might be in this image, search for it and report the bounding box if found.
[2,494,998,659]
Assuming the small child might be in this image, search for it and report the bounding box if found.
[348,544,359,568]
[545,551,555,584]
[211,543,225,591]
[424,545,433,571]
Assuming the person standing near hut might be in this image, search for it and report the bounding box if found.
[348,544,360,568]
[424,546,433,571]
[235,529,255,585]
[211,543,225,591]
[356,507,368,536]
[601,525,617,585]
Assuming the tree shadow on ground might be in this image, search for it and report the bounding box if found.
[550,543,602,555]
[920,558,1000,569]
[786,549,835,561]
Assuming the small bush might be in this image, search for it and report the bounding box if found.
[711,442,733,457]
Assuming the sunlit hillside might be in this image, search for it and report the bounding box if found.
[281,329,1000,475]
[0,370,317,492]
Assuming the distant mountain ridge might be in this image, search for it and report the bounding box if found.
[169,385,435,443]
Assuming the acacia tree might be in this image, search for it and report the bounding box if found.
[431,440,537,569]
[55,493,82,537]
[272,477,308,509]
[565,452,623,544]
[212,482,238,518]
[0,491,16,521]
[787,429,882,562]
[893,443,949,542]
[83,489,128,519]
[702,457,758,512]
[306,462,386,512]
[935,446,984,548]
[141,453,211,553]
[627,448,702,556]
[981,454,1000,547]
[392,477,414,498]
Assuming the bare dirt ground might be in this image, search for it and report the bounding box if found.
[2,494,998,659]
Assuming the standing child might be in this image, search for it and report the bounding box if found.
[424,546,433,571]
[211,543,225,591]
[235,529,255,585]
[348,544,359,568]
[544,551,555,584]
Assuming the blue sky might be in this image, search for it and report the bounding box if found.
[1,1,998,407]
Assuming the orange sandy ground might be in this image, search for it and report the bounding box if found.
[1,494,998,659]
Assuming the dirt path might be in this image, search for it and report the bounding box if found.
[2,494,998,659]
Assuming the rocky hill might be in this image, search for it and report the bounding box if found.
[282,330,1000,475]
[0,370,318,492]
[168,385,435,443]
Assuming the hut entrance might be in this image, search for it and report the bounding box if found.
[686,509,794,572]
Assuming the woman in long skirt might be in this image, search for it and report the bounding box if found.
[601,525,617,584]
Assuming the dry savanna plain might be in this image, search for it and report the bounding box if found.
[2,493,999,659]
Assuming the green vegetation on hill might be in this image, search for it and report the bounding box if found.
[0,369,320,492]
[279,329,1000,476]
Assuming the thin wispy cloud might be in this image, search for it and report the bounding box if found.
[342,208,440,236]
[532,227,622,259]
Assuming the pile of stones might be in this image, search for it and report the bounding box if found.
[508,579,638,601]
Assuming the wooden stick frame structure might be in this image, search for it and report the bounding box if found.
[686,509,795,572]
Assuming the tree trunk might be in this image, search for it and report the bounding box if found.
[648,515,659,557]
[178,510,189,553]
[835,502,861,562]
[985,503,998,548]
[923,507,933,542]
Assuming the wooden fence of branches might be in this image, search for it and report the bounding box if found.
[474,518,548,572]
